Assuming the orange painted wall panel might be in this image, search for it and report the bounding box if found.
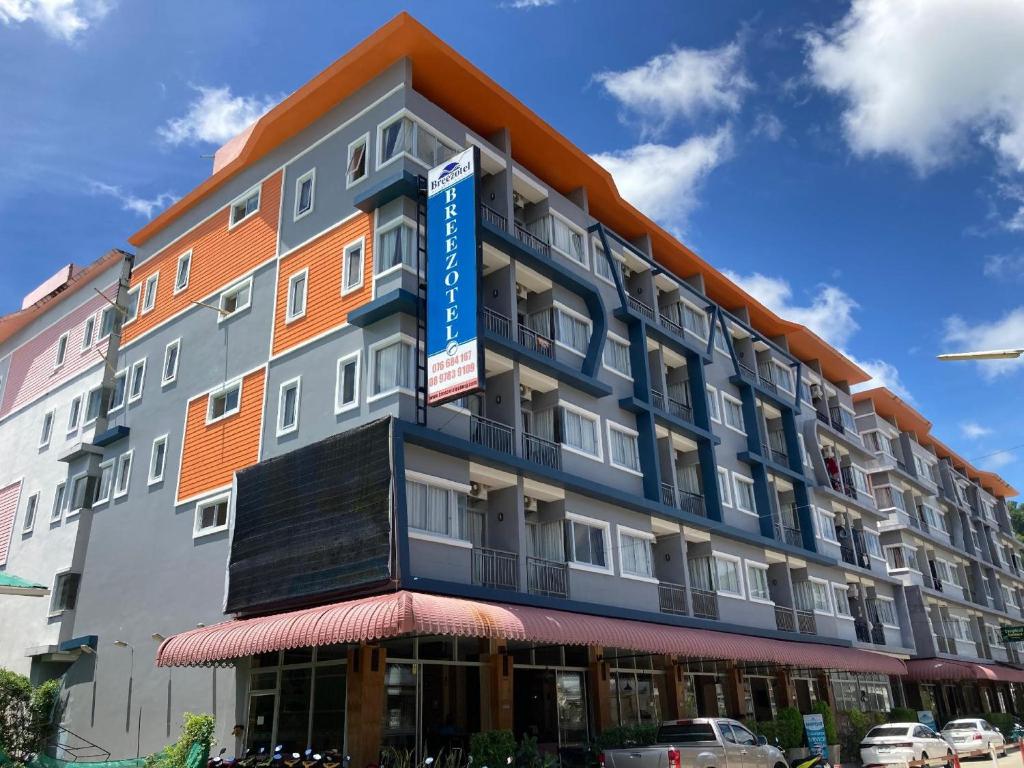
[271,213,374,356]
[122,172,283,345]
[178,368,266,503]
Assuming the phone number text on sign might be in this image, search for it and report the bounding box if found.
[428,350,478,393]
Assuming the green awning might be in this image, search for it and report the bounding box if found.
[0,572,49,597]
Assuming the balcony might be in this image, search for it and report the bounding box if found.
[480,204,553,257]
[935,634,955,654]
[855,619,871,643]
[762,441,788,466]
[756,362,779,395]
[483,306,556,360]
[775,521,803,548]
[470,415,515,455]
[627,295,656,322]
[651,389,694,423]
[658,582,688,616]
[526,556,568,598]
[797,609,817,635]
[691,588,719,620]
[671,488,707,517]
[775,606,796,632]
[871,624,887,645]
[480,203,507,231]
[471,547,519,591]
[828,406,846,435]
[522,432,561,470]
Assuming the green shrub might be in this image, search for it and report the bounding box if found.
[888,707,918,723]
[163,713,215,768]
[839,709,886,761]
[812,702,838,745]
[470,730,517,768]
[976,712,1018,734]
[592,725,658,752]
[0,668,60,762]
[750,708,804,751]
[516,734,557,768]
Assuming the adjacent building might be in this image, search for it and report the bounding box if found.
[1,12,1022,762]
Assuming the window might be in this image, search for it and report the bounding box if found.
[722,394,745,433]
[733,475,757,514]
[817,508,838,542]
[39,410,54,448]
[124,286,140,324]
[706,387,721,423]
[863,529,882,558]
[682,302,708,339]
[608,422,640,473]
[127,358,146,403]
[987,624,1003,647]
[230,187,260,227]
[108,369,127,412]
[547,215,587,266]
[746,562,771,602]
[294,169,315,219]
[796,579,832,614]
[142,272,159,314]
[149,435,167,484]
[405,477,469,541]
[593,240,623,284]
[773,363,794,393]
[833,584,852,617]
[619,528,654,579]
[175,250,191,293]
[54,332,69,367]
[885,545,908,571]
[717,467,732,507]
[94,459,114,505]
[114,451,132,498]
[603,335,632,378]
[84,386,104,424]
[335,352,360,413]
[286,269,308,322]
[278,378,301,436]
[51,482,65,522]
[68,473,91,514]
[50,572,80,613]
[553,306,590,355]
[713,553,743,597]
[162,339,180,385]
[67,395,81,433]
[370,338,413,396]
[22,492,38,533]
[564,515,609,570]
[195,494,230,536]
[207,381,242,423]
[560,405,601,459]
[874,597,898,627]
[347,135,368,186]
[219,278,252,319]
[98,305,117,340]
[81,316,95,349]
[375,219,415,273]
[342,240,364,294]
[379,114,457,168]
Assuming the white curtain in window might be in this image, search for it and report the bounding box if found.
[604,338,631,375]
[528,520,564,561]
[610,429,639,470]
[688,557,714,591]
[555,310,589,354]
[621,534,652,577]
[374,342,410,392]
[715,558,740,594]
[378,224,414,272]
[561,408,597,454]
[527,308,552,339]
[532,408,555,441]
[678,464,701,495]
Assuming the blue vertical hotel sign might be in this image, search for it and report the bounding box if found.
[426,146,483,405]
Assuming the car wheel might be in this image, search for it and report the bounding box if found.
[922,752,929,762]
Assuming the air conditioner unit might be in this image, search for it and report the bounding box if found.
[523,496,538,512]
[623,267,635,280]
[513,191,526,209]
[469,482,488,500]
[520,384,532,401]
[810,383,824,401]
[516,283,529,300]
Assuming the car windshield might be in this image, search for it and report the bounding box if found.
[866,726,912,739]
[943,721,979,731]
[657,723,718,744]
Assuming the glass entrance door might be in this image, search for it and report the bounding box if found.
[246,693,276,753]
[514,669,589,756]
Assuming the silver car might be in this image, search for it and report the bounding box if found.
[860,723,953,767]
[941,719,1006,757]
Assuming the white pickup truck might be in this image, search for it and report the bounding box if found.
[600,719,789,768]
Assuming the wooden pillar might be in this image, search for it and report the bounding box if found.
[347,644,387,768]
[775,668,796,711]
[662,657,692,719]
[723,662,745,719]
[588,647,614,732]
[481,639,514,731]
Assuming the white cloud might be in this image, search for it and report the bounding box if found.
[806,0,1024,174]
[847,355,913,402]
[752,112,784,142]
[158,85,279,147]
[592,128,732,234]
[595,42,751,131]
[88,180,177,218]
[981,450,1016,470]
[505,0,556,6]
[961,421,993,439]
[0,0,112,41]
[983,253,1024,280]
[944,308,1024,379]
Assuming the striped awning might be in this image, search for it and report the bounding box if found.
[0,572,49,597]
[156,590,906,675]
[905,658,1024,684]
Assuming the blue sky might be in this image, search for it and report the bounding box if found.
[3,0,1024,493]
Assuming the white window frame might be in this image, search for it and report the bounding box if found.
[863,529,884,560]
[81,316,95,350]
[875,595,899,628]
[174,250,192,294]
[141,272,159,314]
[48,569,79,617]
[832,582,853,619]
[346,133,370,188]
[83,385,104,426]
[107,368,127,414]
[547,210,590,269]
[732,473,757,516]
[67,394,82,434]
[335,351,361,414]
[97,306,116,341]
[194,491,231,539]
[559,401,603,462]
[342,238,365,296]
[721,392,746,435]
[376,109,458,171]
[277,377,301,437]
[712,550,745,599]
[551,302,592,357]
[367,333,415,401]
[816,508,839,543]
[616,525,657,583]
[285,268,308,323]
[206,379,243,425]
[744,560,772,604]
[601,332,633,380]
[50,481,66,523]
[54,332,69,368]
[123,286,140,325]
[218,276,253,322]
[228,185,261,229]
[127,358,146,404]
[808,576,834,616]
[592,238,624,287]
[22,491,39,534]
[564,511,613,575]
[606,420,641,475]
[113,450,133,499]
[717,466,732,507]
[67,472,90,518]
[148,435,168,485]
[373,215,417,279]
[39,410,54,448]
[293,168,316,221]
[93,458,115,507]
[706,386,721,423]
[162,338,181,386]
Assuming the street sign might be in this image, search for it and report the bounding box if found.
[1001,625,1024,643]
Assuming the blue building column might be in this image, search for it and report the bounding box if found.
[687,354,722,522]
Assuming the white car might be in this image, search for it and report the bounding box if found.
[860,723,953,767]
[941,719,1006,757]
